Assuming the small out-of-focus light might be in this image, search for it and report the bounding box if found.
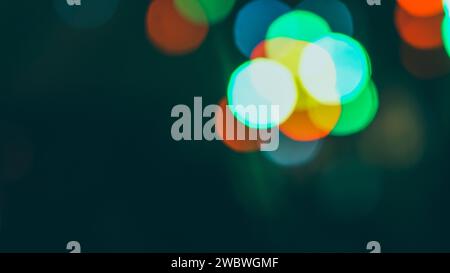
[395,6,443,50]
[445,0,450,15]
[227,59,298,129]
[174,0,235,25]
[358,88,425,169]
[266,10,331,42]
[297,0,354,36]
[53,0,119,28]
[331,80,379,136]
[279,86,341,141]
[262,133,322,167]
[298,43,340,105]
[312,33,372,104]
[400,42,450,78]
[215,98,261,153]
[444,17,450,57]
[396,0,444,17]
[252,38,309,76]
[146,0,209,55]
[234,0,290,57]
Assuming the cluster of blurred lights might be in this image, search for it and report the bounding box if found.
[395,0,450,78]
[219,0,378,167]
[146,0,235,55]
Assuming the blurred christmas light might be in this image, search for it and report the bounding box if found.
[396,0,443,17]
[263,133,322,167]
[296,0,353,36]
[174,0,235,25]
[279,85,342,141]
[444,17,450,56]
[227,59,298,129]
[146,0,208,55]
[331,80,379,136]
[266,10,331,42]
[358,88,425,169]
[215,98,261,153]
[311,33,372,104]
[298,42,340,105]
[395,5,444,50]
[225,0,378,156]
[234,0,290,57]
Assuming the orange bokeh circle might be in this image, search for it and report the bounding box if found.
[396,0,443,17]
[146,0,209,55]
[395,6,443,50]
[216,98,261,153]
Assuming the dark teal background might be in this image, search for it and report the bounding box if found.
[1,0,450,252]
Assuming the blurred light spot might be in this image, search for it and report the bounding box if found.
[227,59,298,129]
[146,0,208,55]
[263,132,322,167]
[445,0,450,15]
[216,98,261,153]
[400,42,450,78]
[252,38,308,75]
[53,0,119,28]
[296,0,353,36]
[312,33,372,104]
[266,10,331,42]
[332,80,379,136]
[395,6,443,50]
[358,88,425,169]
[174,0,235,25]
[317,159,382,220]
[396,0,443,17]
[280,86,341,141]
[298,42,340,105]
[234,0,290,57]
[444,17,450,57]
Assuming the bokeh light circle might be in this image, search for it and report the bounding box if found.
[396,0,444,17]
[331,80,379,136]
[296,0,353,36]
[263,133,322,167]
[234,0,290,57]
[311,33,372,104]
[444,17,450,57]
[298,43,339,105]
[53,0,119,28]
[215,98,261,153]
[227,59,298,129]
[267,10,331,42]
[279,84,342,142]
[146,0,209,55]
[252,38,309,76]
[174,0,236,25]
[358,88,425,169]
[445,0,450,16]
[395,6,443,50]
